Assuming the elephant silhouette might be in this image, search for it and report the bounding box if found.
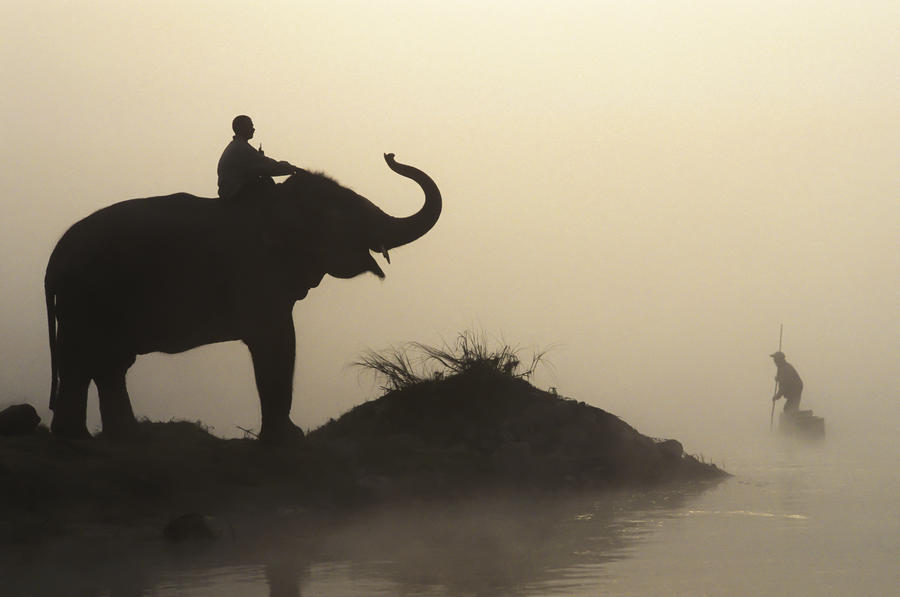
[45,154,441,442]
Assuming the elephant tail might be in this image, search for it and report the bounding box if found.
[45,277,59,411]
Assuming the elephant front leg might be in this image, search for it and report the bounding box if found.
[246,316,303,443]
[96,365,139,439]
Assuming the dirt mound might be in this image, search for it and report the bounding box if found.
[310,369,726,495]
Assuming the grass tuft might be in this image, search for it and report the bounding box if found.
[354,330,552,392]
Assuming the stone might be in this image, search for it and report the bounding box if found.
[163,513,220,542]
[0,404,40,436]
[656,439,684,461]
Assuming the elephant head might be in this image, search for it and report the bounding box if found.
[274,153,441,283]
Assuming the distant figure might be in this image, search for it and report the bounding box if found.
[770,351,803,413]
[217,115,301,200]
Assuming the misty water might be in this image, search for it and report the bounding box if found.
[5,422,897,596]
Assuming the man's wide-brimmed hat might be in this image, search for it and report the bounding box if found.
[770,351,785,359]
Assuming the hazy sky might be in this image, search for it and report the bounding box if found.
[1,1,897,445]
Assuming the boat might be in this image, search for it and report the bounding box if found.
[779,409,825,439]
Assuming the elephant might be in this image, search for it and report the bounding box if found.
[45,153,441,442]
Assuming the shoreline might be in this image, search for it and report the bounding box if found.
[1,371,727,546]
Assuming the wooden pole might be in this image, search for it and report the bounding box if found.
[770,392,776,430]
[770,324,782,431]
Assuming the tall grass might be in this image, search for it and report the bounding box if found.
[354,330,552,392]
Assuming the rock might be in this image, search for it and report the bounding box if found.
[163,513,221,542]
[656,439,684,461]
[0,404,40,436]
[308,369,728,492]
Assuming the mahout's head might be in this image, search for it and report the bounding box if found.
[770,351,786,363]
[232,115,255,140]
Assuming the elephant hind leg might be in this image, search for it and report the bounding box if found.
[96,365,138,439]
[50,370,91,439]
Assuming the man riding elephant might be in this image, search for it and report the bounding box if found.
[217,115,303,200]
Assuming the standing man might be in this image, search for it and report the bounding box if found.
[217,115,302,200]
[770,351,803,413]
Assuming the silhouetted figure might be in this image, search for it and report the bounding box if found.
[770,351,803,413]
[217,115,301,200]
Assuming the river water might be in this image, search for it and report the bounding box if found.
[5,423,898,596]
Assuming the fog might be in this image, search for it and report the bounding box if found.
[1,1,897,450]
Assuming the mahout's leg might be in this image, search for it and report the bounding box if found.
[95,357,138,439]
[245,314,303,443]
[783,392,801,413]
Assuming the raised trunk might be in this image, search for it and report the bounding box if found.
[376,153,442,251]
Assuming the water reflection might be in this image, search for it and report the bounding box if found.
[1,483,720,596]
[266,558,304,597]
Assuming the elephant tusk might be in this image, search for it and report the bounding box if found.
[375,245,391,263]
